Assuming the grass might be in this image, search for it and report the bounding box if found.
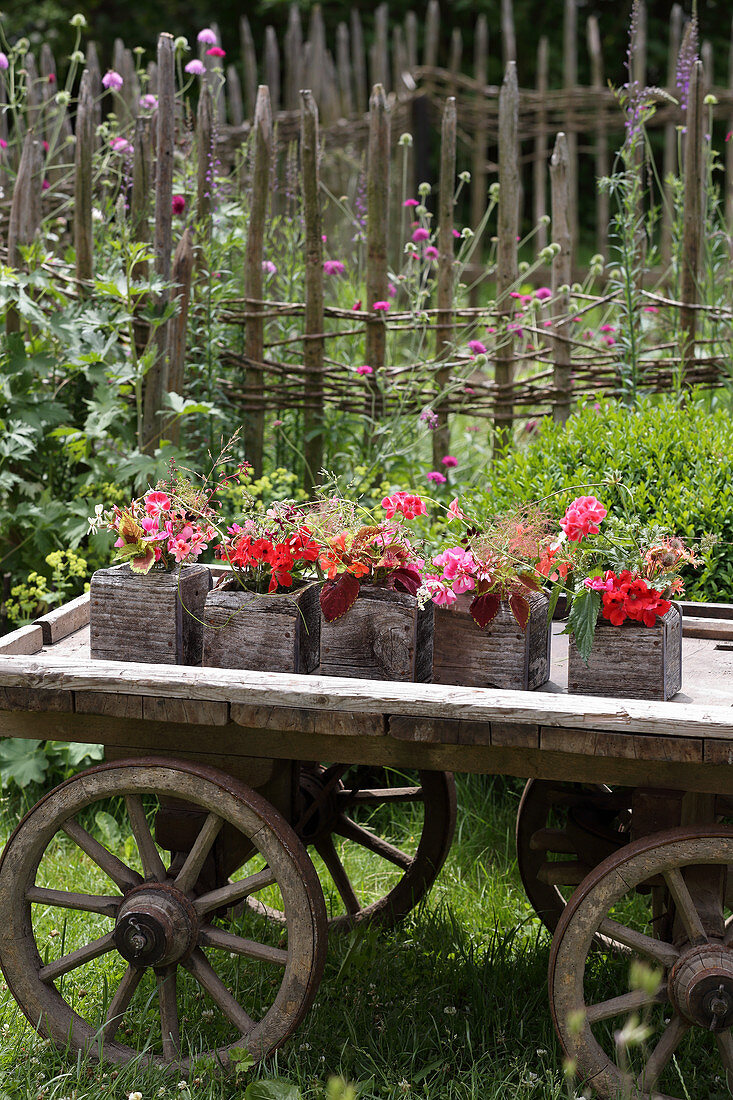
[0,772,725,1100]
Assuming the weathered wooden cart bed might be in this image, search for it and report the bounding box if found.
[0,593,731,1097]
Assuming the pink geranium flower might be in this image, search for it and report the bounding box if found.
[381,492,427,520]
[447,497,466,521]
[424,576,457,607]
[559,496,607,542]
[144,491,172,516]
[433,547,477,594]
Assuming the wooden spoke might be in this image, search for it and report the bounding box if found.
[334,815,413,871]
[38,931,116,984]
[529,827,577,854]
[124,795,167,882]
[715,1029,733,1080]
[294,764,349,834]
[102,964,144,1042]
[663,867,707,943]
[173,812,224,896]
[184,948,255,1035]
[586,987,667,1025]
[194,867,277,918]
[62,819,142,892]
[536,860,590,885]
[25,886,120,918]
[314,835,360,915]
[337,786,423,806]
[635,1015,690,1093]
[598,917,679,968]
[156,966,180,1062]
[199,926,288,967]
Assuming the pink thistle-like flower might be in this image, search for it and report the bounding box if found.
[411,227,430,242]
[643,305,659,314]
[403,198,419,207]
[424,245,439,260]
[599,324,616,333]
[47,72,56,84]
[272,419,283,427]
[139,94,158,110]
[0,53,8,71]
[388,282,396,297]
[185,59,206,76]
[356,365,373,375]
[535,286,552,300]
[441,455,458,467]
[352,300,362,310]
[603,335,615,346]
[584,572,616,592]
[426,471,447,484]
[42,179,50,190]
[510,291,522,299]
[372,300,391,312]
[197,28,218,44]
[525,419,538,434]
[468,339,486,356]
[110,136,133,154]
[486,326,496,334]
[0,139,7,150]
[452,229,461,238]
[171,194,186,215]
[206,46,226,57]
[102,69,123,91]
[262,260,277,275]
[323,259,345,275]
[507,323,523,337]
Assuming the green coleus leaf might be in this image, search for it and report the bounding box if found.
[564,586,601,664]
[0,739,49,788]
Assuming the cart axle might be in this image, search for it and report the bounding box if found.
[113,884,198,968]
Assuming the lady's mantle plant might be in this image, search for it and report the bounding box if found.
[538,495,700,660]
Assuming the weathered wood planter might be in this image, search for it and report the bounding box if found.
[202,580,320,674]
[432,590,551,690]
[89,563,211,665]
[567,603,682,700]
[320,584,433,681]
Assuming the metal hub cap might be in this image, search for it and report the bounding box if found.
[669,944,733,1031]
[113,884,198,968]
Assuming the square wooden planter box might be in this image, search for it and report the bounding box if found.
[90,563,211,665]
[567,603,682,700]
[202,580,320,674]
[320,584,433,682]
[432,589,551,690]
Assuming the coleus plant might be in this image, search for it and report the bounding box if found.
[537,496,701,661]
[308,492,427,622]
[423,500,549,630]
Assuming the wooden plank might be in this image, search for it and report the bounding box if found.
[683,617,733,641]
[704,740,733,765]
[390,715,460,744]
[75,691,144,719]
[104,744,277,787]
[35,591,90,645]
[0,624,44,656]
[0,657,732,739]
[142,697,229,726]
[540,727,703,764]
[232,703,384,738]
[0,687,72,712]
[490,722,539,749]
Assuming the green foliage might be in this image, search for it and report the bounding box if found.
[564,586,601,663]
[0,739,103,790]
[3,549,90,626]
[244,1081,302,1100]
[471,396,733,602]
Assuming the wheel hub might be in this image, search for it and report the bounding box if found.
[113,884,198,968]
[297,769,343,842]
[669,944,733,1031]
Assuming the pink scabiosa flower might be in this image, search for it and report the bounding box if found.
[139,94,158,110]
[599,324,616,333]
[110,136,133,154]
[468,339,486,355]
[323,259,345,275]
[426,471,447,484]
[411,227,429,243]
[171,194,186,215]
[206,46,226,57]
[0,139,7,150]
[372,300,391,312]
[102,70,123,91]
[0,53,8,71]
[262,260,277,275]
[403,198,419,207]
[185,59,206,76]
[197,28,218,45]
[352,299,362,311]
[388,282,396,297]
[441,455,458,467]
[424,245,439,260]
[42,179,50,190]
[356,365,373,376]
[535,286,552,301]
[452,228,461,238]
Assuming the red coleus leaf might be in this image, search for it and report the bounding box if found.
[320,572,361,622]
[509,591,531,631]
[469,592,501,629]
[517,571,542,592]
[387,566,422,596]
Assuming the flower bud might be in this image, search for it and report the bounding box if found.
[458,170,471,183]
[55,90,71,106]
[69,12,87,27]
[417,181,431,197]
[518,260,529,274]
[398,132,413,147]
[704,93,718,106]
[69,50,85,64]
[174,36,190,53]
[489,182,500,202]
[540,213,551,226]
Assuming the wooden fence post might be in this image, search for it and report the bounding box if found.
[7,133,42,261]
[586,17,608,261]
[424,1,440,68]
[494,62,519,454]
[300,90,325,493]
[448,29,462,96]
[365,83,390,439]
[405,12,418,71]
[351,10,368,115]
[284,5,303,111]
[240,16,258,119]
[337,23,354,117]
[196,81,214,232]
[533,36,549,252]
[563,0,578,260]
[501,0,516,66]
[681,60,703,379]
[130,115,152,359]
[371,4,389,93]
[470,15,489,306]
[243,86,273,476]
[550,133,572,423]
[727,16,733,245]
[306,5,326,105]
[661,5,683,271]
[167,229,195,447]
[265,27,280,115]
[142,32,175,454]
[434,97,456,468]
[74,70,94,287]
[227,65,244,127]
[85,41,102,136]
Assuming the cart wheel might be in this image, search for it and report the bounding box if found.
[249,766,456,931]
[0,760,327,1071]
[516,779,632,932]
[549,826,733,1100]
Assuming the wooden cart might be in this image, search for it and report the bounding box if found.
[0,593,732,1098]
